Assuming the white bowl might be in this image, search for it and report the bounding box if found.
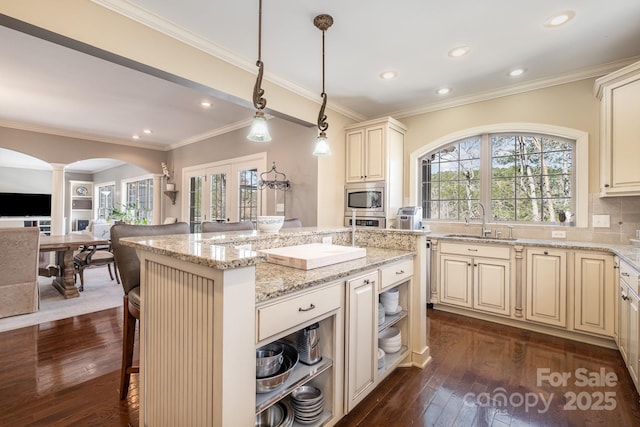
[257,216,285,233]
[378,327,401,343]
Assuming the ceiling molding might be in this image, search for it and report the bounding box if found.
[169,117,256,150]
[91,0,366,123]
[390,56,640,120]
[0,119,167,151]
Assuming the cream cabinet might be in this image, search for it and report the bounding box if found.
[617,258,640,391]
[594,60,640,196]
[255,281,344,425]
[525,248,567,328]
[438,242,511,316]
[345,271,377,411]
[345,117,406,183]
[573,252,615,337]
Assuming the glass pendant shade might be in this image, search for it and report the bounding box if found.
[247,111,272,142]
[313,131,331,156]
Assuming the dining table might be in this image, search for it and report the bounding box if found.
[39,233,110,298]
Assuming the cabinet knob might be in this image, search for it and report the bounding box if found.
[544,251,549,255]
[604,184,610,188]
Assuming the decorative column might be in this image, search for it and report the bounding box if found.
[152,174,162,225]
[50,163,66,235]
[514,245,524,318]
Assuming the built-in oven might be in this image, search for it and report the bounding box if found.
[344,216,386,228]
[344,182,385,217]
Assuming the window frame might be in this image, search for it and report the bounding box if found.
[409,123,589,228]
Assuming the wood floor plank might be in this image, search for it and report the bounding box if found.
[1,306,639,426]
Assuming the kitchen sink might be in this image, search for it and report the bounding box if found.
[442,234,518,242]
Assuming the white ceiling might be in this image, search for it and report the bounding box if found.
[1,0,640,171]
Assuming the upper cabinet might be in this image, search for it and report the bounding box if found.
[345,117,406,184]
[594,60,640,196]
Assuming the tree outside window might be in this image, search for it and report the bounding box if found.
[421,132,575,225]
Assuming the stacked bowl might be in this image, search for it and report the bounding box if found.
[256,341,299,393]
[378,326,402,354]
[290,385,325,424]
[256,342,284,378]
[255,400,294,427]
[379,288,400,315]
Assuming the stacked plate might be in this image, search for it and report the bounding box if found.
[378,326,402,354]
[290,385,325,424]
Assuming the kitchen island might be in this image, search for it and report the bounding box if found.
[121,227,430,427]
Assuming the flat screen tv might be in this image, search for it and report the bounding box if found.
[0,192,52,217]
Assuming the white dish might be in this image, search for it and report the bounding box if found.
[385,305,402,316]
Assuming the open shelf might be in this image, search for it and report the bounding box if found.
[256,357,333,414]
[377,345,409,378]
[378,309,407,332]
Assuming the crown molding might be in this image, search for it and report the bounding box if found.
[0,119,167,151]
[169,117,256,150]
[390,56,640,120]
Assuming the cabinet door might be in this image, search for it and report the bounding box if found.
[346,129,365,182]
[439,254,473,308]
[474,258,510,316]
[574,253,614,336]
[526,249,567,327]
[619,284,630,364]
[346,271,377,411]
[364,126,385,181]
[610,79,640,191]
[629,290,639,386]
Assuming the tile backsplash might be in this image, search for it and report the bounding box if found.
[423,193,640,244]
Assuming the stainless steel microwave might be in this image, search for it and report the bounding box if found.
[344,182,385,217]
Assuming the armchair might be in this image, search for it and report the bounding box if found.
[0,227,40,318]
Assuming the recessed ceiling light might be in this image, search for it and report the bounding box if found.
[380,70,397,80]
[508,68,526,77]
[436,87,451,95]
[143,129,152,134]
[545,11,575,27]
[132,135,140,140]
[201,101,212,108]
[448,46,470,58]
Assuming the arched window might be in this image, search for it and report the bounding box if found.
[415,125,587,226]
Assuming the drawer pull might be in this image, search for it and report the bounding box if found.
[622,272,630,277]
[298,303,316,312]
[467,248,478,252]
[396,270,405,275]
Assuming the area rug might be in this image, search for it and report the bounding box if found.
[0,268,123,332]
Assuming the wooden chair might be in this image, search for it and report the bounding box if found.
[73,244,119,291]
[282,218,302,228]
[201,221,254,232]
[110,222,191,399]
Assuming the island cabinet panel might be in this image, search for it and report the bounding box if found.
[526,249,567,328]
[345,271,378,411]
[573,253,615,337]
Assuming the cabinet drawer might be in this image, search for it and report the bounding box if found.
[257,283,341,342]
[620,260,640,295]
[380,258,413,290]
[440,242,510,259]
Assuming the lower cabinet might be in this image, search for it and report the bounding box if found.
[574,252,614,336]
[255,281,344,426]
[345,271,377,412]
[439,242,511,316]
[525,248,567,328]
[618,258,640,391]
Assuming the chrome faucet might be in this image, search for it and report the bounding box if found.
[476,202,491,237]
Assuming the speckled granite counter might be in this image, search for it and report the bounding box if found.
[427,233,640,272]
[121,227,416,303]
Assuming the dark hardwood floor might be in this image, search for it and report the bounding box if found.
[1,307,639,426]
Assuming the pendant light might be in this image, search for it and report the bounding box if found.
[312,14,333,156]
[247,0,272,142]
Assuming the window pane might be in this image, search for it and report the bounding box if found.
[190,176,203,232]
[210,172,227,222]
[238,169,258,222]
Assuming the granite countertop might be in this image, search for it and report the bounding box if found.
[120,228,415,303]
[428,233,640,272]
[255,246,413,304]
